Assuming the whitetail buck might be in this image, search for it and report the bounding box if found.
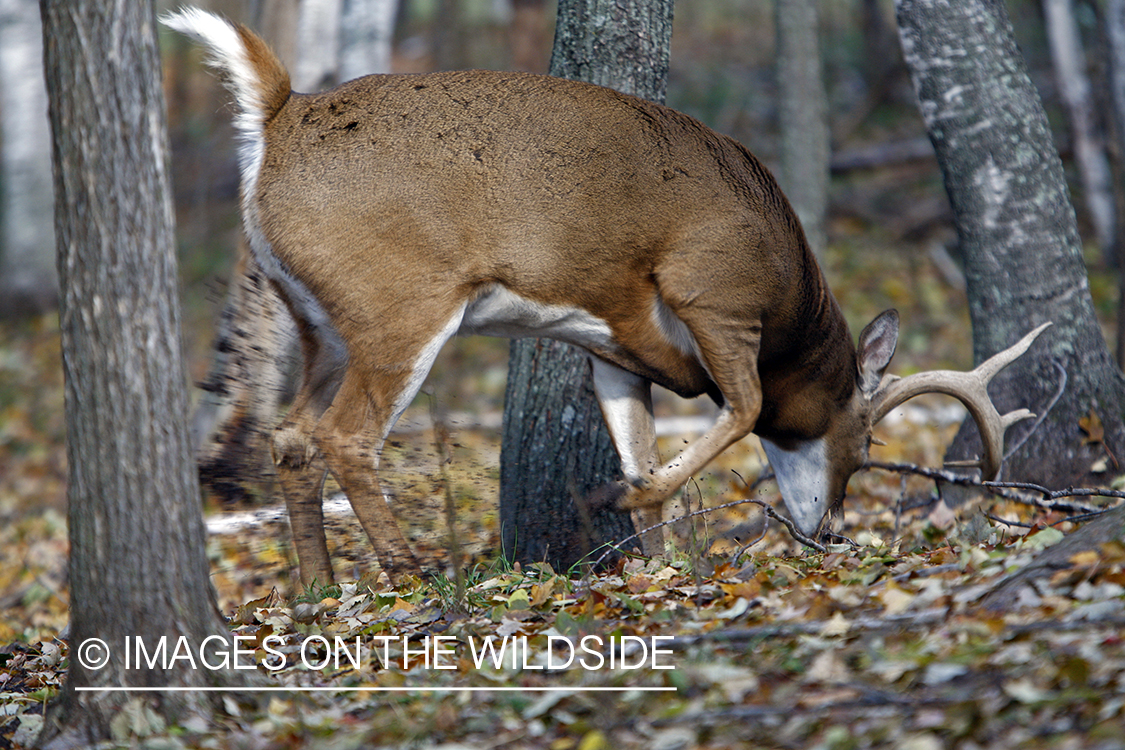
[165,8,1049,585]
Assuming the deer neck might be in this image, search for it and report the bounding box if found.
[756,268,858,444]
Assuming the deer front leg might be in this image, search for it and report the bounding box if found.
[614,317,763,521]
[589,358,665,556]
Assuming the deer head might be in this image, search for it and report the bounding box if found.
[763,310,1051,538]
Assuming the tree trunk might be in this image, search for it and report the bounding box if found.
[295,0,343,90]
[1107,0,1125,366]
[1041,0,1116,262]
[775,0,829,258]
[509,0,550,73]
[0,0,56,318]
[339,0,399,80]
[37,0,248,745]
[894,0,1125,492]
[500,0,674,571]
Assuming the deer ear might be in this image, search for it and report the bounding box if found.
[857,309,899,396]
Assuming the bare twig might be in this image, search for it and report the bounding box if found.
[733,514,770,564]
[731,469,827,552]
[866,461,1116,516]
[590,468,829,566]
[1002,358,1067,461]
[983,480,1125,502]
[982,511,1033,529]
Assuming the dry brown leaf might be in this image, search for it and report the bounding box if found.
[1079,410,1105,445]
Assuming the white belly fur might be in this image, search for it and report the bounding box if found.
[459,284,617,351]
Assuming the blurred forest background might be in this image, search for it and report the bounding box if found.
[3,0,1125,615]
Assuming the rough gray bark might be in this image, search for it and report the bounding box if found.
[895,0,1125,491]
[775,0,829,258]
[1041,0,1115,260]
[500,0,674,571]
[0,0,56,317]
[37,0,247,744]
[547,0,673,102]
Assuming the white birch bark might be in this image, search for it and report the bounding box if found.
[295,0,343,90]
[775,0,829,259]
[0,0,56,315]
[1042,0,1115,258]
[339,0,399,80]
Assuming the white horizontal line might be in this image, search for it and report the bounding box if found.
[76,686,675,693]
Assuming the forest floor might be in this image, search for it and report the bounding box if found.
[3,233,1125,748]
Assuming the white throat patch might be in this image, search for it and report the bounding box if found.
[761,437,830,537]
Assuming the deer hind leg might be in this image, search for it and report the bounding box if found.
[271,314,347,587]
[311,304,467,584]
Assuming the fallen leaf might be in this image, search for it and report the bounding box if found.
[1079,410,1105,445]
[820,611,850,637]
[880,584,915,616]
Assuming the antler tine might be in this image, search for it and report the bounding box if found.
[870,322,1051,480]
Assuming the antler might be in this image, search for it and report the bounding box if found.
[870,322,1052,480]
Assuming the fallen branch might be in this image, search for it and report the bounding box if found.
[667,610,1125,649]
[866,461,1117,516]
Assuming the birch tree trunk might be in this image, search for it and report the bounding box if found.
[775,0,829,259]
[339,0,399,81]
[1041,0,1115,261]
[895,0,1125,491]
[0,0,56,317]
[37,0,247,745]
[295,0,343,90]
[1107,0,1125,365]
[500,0,674,570]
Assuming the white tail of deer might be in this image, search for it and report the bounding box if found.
[164,8,1050,584]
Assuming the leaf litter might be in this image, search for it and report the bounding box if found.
[4,296,1125,747]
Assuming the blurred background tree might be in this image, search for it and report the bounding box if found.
[0,0,56,317]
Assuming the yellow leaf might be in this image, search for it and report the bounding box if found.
[1068,550,1100,568]
[506,588,531,610]
[577,730,610,750]
[530,578,556,607]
